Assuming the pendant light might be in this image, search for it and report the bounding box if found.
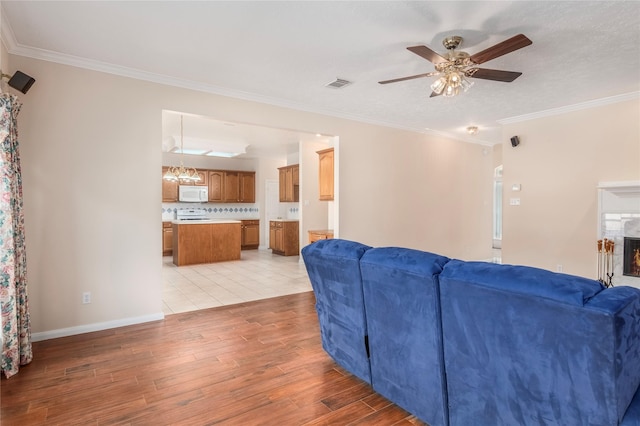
[163,115,201,183]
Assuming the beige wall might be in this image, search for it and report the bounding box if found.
[502,99,640,277]
[300,139,332,249]
[11,54,494,336]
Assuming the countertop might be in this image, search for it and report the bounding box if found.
[270,219,299,222]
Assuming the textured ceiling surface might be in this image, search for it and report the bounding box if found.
[2,1,639,148]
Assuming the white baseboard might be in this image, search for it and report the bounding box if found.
[31,312,165,342]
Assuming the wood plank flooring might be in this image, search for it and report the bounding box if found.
[1,292,426,425]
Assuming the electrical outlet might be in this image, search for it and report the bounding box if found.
[82,292,91,304]
[557,265,563,272]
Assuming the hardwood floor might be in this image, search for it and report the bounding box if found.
[1,292,426,425]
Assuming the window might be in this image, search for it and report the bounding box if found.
[493,165,503,248]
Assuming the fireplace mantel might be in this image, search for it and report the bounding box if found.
[598,181,640,195]
[598,181,640,289]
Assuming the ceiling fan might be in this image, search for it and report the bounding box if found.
[379,34,532,97]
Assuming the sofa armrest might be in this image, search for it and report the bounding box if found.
[586,286,640,422]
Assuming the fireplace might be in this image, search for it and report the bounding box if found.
[624,237,640,277]
[598,181,640,289]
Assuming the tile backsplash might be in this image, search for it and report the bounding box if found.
[162,203,259,221]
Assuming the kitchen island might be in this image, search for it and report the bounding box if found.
[172,219,241,266]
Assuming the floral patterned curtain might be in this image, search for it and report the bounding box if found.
[0,92,32,378]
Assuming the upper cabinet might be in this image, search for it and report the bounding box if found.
[162,167,178,202]
[317,148,334,201]
[208,171,225,202]
[208,170,256,203]
[279,164,299,202]
[224,171,240,201]
[162,167,255,203]
[239,172,256,203]
[170,169,208,187]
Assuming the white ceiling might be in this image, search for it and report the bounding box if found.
[2,1,639,149]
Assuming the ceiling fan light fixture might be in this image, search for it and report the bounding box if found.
[460,77,474,92]
[443,84,458,98]
[430,76,447,94]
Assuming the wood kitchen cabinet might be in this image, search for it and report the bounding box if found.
[239,172,256,203]
[269,220,299,256]
[278,164,299,202]
[162,221,173,255]
[208,171,224,202]
[193,170,208,186]
[308,229,333,244]
[203,170,254,203]
[317,148,334,201]
[224,171,239,201]
[173,222,241,266]
[162,167,179,202]
[162,168,207,198]
[207,170,255,203]
[241,220,260,250]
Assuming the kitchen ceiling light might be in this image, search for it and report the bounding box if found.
[163,115,201,183]
[466,126,479,135]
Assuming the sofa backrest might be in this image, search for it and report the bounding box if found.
[439,259,640,426]
[301,238,372,384]
[360,247,451,426]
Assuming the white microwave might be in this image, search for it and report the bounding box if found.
[178,185,208,203]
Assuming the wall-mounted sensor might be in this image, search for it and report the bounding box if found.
[510,136,520,147]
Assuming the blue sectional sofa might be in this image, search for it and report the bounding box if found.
[301,239,640,426]
[301,238,372,384]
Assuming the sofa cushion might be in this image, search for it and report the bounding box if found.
[440,260,639,426]
[360,247,450,426]
[621,385,640,425]
[441,259,604,306]
[301,238,372,384]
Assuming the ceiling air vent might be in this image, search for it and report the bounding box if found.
[325,78,352,89]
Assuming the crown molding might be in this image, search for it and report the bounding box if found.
[498,92,640,125]
[0,9,497,148]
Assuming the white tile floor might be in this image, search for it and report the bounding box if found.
[162,249,312,315]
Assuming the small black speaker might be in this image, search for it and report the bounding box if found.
[8,71,36,94]
[510,136,520,147]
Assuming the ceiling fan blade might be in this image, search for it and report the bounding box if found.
[407,45,448,64]
[467,68,522,82]
[469,34,532,65]
[378,71,439,85]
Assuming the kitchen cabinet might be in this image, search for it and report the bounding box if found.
[308,229,333,244]
[192,170,208,186]
[162,168,207,198]
[241,220,260,250]
[317,148,334,201]
[173,221,241,266]
[207,170,256,203]
[208,171,224,202]
[162,167,179,202]
[162,221,173,255]
[278,164,299,202]
[224,171,239,201]
[239,172,256,203]
[269,220,299,256]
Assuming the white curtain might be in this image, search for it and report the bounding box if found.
[0,92,32,378]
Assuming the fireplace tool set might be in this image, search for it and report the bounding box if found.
[597,238,615,287]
